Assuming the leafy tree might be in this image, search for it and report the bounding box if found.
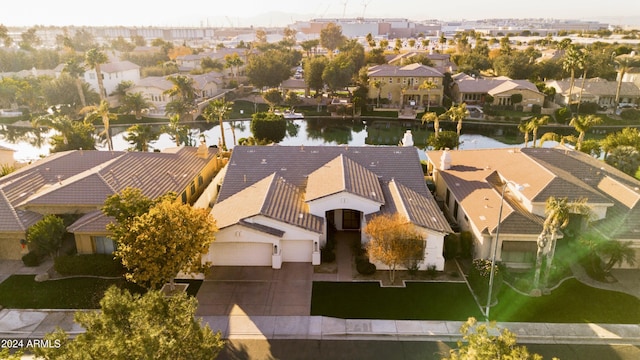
[250,111,286,144]
[600,127,640,159]
[121,92,154,120]
[320,23,345,57]
[444,317,547,360]
[85,48,109,100]
[35,286,224,360]
[285,91,302,109]
[364,213,425,283]
[0,24,11,47]
[579,139,602,157]
[19,27,41,50]
[82,100,117,151]
[365,47,386,65]
[569,114,602,151]
[201,57,224,73]
[322,55,355,93]
[110,36,135,52]
[27,215,66,259]
[304,56,328,94]
[104,192,217,290]
[245,50,291,89]
[262,89,283,112]
[33,115,97,152]
[203,98,233,150]
[428,130,459,150]
[492,51,536,79]
[125,124,160,152]
[605,145,640,176]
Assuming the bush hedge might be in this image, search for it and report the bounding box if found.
[22,251,42,267]
[356,257,376,275]
[54,254,125,277]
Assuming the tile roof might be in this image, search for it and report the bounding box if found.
[305,154,384,204]
[368,64,444,78]
[455,76,541,95]
[100,61,140,73]
[548,78,640,97]
[215,146,449,235]
[66,210,112,233]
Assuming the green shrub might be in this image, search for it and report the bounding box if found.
[531,104,541,114]
[22,251,42,267]
[54,254,125,277]
[356,260,376,275]
[576,102,599,114]
[620,108,640,121]
[460,231,473,258]
[468,259,503,304]
[320,248,336,263]
[444,233,459,260]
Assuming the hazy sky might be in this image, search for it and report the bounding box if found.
[1,0,637,27]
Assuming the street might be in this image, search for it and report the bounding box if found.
[217,339,640,360]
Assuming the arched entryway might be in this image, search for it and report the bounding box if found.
[326,209,363,231]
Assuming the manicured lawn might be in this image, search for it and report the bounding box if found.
[311,282,483,320]
[493,278,640,324]
[311,279,640,324]
[0,275,202,309]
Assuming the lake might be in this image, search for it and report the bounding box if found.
[0,118,559,163]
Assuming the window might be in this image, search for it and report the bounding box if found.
[190,181,196,195]
[389,77,393,84]
[445,188,451,207]
[342,210,360,230]
[89,73,96,80]
[93,236,116,254]
[453,201,459,219]
[501,241,536,263]
[198,175,203,186]
[181,192,187,203]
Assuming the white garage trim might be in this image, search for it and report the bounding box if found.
[281,240,313,262]
[210,242,272,266]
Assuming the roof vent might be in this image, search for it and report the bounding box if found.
[261,159,267,164]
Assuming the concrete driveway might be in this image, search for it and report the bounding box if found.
[196,263,313,316]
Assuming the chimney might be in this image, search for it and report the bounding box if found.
[196,139,208,158]
[401,130,414,147]
[440,149,452,170]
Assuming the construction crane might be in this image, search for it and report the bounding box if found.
[342,0,349,18]
[362,0,373,18]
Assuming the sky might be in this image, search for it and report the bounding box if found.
[1,0,638,27]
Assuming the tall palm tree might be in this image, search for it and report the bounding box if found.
[529,115,550,148]
[575,50,590,114]
[121,92,154,120]
[371,79,384,108]
[613,54,640,108]
[442,103,469,149]
[203,99,233,151]
[418,79,437,112]
[421,112,440,138]
[533,197,591,291]
[125,124,160,152]
[569,114,602,151]
[81,100,117,151]
[562,46,585,107]
[162,115,191,147]
[32,114,97,153]
[62,58,87,108]
[224,52,244,80]
[85,48,109,100]
[518,120,532,148]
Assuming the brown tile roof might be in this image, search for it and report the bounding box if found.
[368,64,444,78]
[306,154,384,204]
[67,210,111,233]
[388,179,452,233]
[548,78,640,97]
[100,61,140,73]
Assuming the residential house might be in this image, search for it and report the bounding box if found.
[387,51,457,74]
[367,63,445,108]
[451,74,545,111]
[206,146,452,270]
[175,48,253,77]
[0,145,222,260]
[0,145,15,167]
[546,77,640,108]
[127,72,224,117]
[426,147,640,269]
[82,60,141,99]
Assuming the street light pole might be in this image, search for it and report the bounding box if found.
[486,181,522,320]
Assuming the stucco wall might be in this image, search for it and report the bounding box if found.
[0,233,28,260]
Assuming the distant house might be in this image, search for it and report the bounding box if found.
[0,145,223,260]
[426,147,640,269]
[175,48,253,77]
[546,78,640,108]
[127,72,224,117]
[82,60,141,99]
[367,63,445,109]
[452,74,545,111]
[205,146,452,270]
[387,51,457,74]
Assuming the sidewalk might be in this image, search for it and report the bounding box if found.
[1,309,639,345]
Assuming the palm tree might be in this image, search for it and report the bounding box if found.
[518,120,532,148]
[162,115,191,147]
[597,240,637,272]
[163,75,197,121]
[569,114,602,151]
[561,46,584,107]
[371,79,384,108]
[421,112,440,138]
[125,124,160,152]
[533,197,591,291]
[613,54,640,108]
[32,114,97,153]
[121,92,154,120]
[81,100,117,151]
[85,48,109,100]
[62,58,87,108]
[529,115,550,148]
[224,52,244,80]
[442,103,469,149]
[203,99,233,151]
[539,132,577,148]
[418,80,437,112]
[575,50,590,114]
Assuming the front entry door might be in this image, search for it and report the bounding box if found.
[342,209,360,230]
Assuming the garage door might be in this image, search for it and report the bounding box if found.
[210,242,272,266]
[281,240,313,262]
